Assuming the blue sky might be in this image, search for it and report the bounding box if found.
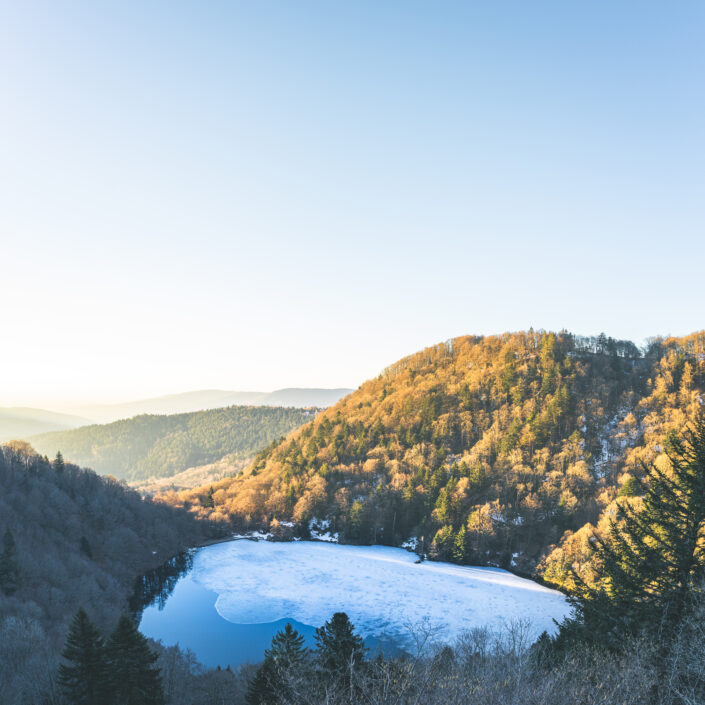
[1,1,703,405]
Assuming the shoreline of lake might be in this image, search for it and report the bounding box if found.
[137,538,571,668]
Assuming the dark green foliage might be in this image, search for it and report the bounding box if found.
[54,450,65,473]
[453,524,471,563]
[59,611,164,705]
[314,612,365,677]
[531,630,555,669]
[105,615,164,705]
[345,499,373,543]
[0,527,19,595]
[29,406,315,481]
[247,614,366,704]
[562,415,705,650]
[267,622,307,669]
[432,524,455,560]
[58,609,110,705]
[246,623,307,705]
[80,536,93,560]
[245,664,273,705]
[618,476,639,497]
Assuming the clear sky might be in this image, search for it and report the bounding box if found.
[1,1,703,406]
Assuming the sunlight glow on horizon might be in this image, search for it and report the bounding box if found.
[1,1,703,408]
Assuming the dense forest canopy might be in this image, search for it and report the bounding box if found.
[0,442,237,703]
[28,406,317,482]
[0,442,218,643]
[162,330,705,584]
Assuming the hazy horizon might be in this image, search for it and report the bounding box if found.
[2,2,703,407]
[0,386,356,411]
[0,329,697,410]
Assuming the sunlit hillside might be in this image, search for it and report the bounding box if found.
[161,331,705,582]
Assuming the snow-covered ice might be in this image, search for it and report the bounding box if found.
[190,541,570,647]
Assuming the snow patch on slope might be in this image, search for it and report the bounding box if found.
[309,518,339,542]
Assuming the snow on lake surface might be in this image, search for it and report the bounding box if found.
[190,540,570,645]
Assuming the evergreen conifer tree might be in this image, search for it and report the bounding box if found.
[105,615,164,705]
[245,665,268,705]
[314,612,365,676]
[562,415,705,650]
[267,622,307,669]
[54,451,65,473]
[246,622,308,705]
[0,527,19,595]
[58,608,111,705]
[453,525,470,563]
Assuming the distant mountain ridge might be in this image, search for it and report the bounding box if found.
[0,407,90,442]
[47,388,354,424]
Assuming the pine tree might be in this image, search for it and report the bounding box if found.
[245,664,273,705]
[246,623,308,705]
[54,450,65,473]
[105,615,164,705]
[58,608,111,705]
[0,527,19,595]
[432,524,454,560]
[314,612,365,677]
[267,622,307,669]
[564,415,705,650]
[453,524,470,563]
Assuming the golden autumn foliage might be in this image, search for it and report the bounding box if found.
[159,330,705,581]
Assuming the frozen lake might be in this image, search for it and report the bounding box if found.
[138,539,570,667]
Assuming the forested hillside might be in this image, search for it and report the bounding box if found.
[163,331,705,581]
[0,441,222,701]
[29,406,316,482]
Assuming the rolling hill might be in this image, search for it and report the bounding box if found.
[29,406,316,482]
[0,407,89,442]
[161,330,705,583]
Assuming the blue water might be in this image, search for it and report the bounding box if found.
[137,548,400,667]
[137,539,568,666]
[139,568,318,667]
